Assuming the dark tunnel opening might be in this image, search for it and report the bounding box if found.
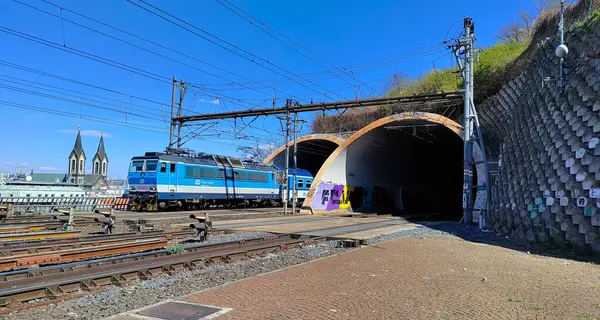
[343,120,463,221]
[270,139,340,177]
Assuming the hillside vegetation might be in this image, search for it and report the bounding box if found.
[312,0,599,134]
[386,40,529,102]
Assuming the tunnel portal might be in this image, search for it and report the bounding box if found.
[306,112,464,221]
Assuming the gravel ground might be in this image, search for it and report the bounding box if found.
[2,240,347,320]
[177,231,274,249]
[6,220,593,320]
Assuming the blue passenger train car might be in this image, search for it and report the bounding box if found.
[127,151,313,211]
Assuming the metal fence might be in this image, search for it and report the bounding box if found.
[0,196,130,214]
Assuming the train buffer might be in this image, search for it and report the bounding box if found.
[94,208,116,234]
[123,219,155,233]
[0,204,12,224]
[189,213,212,242]
[52,207,75,231]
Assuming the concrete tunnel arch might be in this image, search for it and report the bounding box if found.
[263,134,345,177]
[304,112,465,220]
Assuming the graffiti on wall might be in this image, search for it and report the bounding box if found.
[312,182,394,211]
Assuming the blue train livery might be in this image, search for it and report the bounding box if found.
[127,151,313,211]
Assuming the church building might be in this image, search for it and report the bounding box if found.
[30,128,110,194]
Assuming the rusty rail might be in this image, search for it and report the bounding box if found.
[0,234,324,306]
[0,230,161,247]
[0,234,175,257]
[0,238,168,272]
[0,234,278,282]
[0,231,80,242]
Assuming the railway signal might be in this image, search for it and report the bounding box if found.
[189,213,212,242]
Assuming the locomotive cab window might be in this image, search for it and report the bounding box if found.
[146,160,158,172]
[297,180,303,188]
[306,180,312,188]
[131,160,144,172]
[170,163,176,173]
[160,162,167,172]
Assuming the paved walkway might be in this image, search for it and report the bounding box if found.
[114,236,600,320]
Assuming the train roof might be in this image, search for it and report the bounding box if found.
[131,152,277,172]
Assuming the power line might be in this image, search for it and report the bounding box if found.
[216,0,382,96]
[202,45,447,89]
[16,0,278,100]
[0,25,264,111]
[0,75,167,120]
[0,82,166,123]
[34,0,306,104]
[128,0,349,101]
[0,59,169,107]
[0,100,167,134]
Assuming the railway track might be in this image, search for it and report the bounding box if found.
[0,229,194,248]
[0,234,324,307]
[0,238,169,272]
[0,231,81,242]
[0,229,202,271]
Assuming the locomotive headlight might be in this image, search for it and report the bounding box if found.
[149,186,156,191]
[129,186,136,191]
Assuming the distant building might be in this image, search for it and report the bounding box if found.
[30,127,111,195]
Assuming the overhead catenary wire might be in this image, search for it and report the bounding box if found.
[15,0,279,100]
[0,59,169,108]
[32,0,306,104]
[202,44,448,89]
[0,75,167,120]
[0,100,168,134]
[0,25,265,112]
[127,0,350,101]
[215,0,382,97]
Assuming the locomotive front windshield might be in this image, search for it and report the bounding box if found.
[130,159,159,172]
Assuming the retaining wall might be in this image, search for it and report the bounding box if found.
[480,17,600,251]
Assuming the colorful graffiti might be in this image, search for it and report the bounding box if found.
[312,182,394,212]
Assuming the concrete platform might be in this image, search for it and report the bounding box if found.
[108,236,600,320]
[215,215,424,240]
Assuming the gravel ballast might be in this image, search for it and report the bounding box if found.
[3,221,571,320]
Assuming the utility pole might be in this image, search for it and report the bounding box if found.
[451,18,491,229]
[292,111,298,214]
[169,76,177,149]
[558,0,566,90]
[176,80,187,148]
[292,111,306,214]
[278,99,292,214]
[462,18,473,225]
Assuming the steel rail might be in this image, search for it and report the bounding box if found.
[0,233,279,282]
[0,219,95,227]
[0,231,80,242]
[0,238,168,272]
[0,230,164,247]
[0,234,324,306]
[0,233,178,257]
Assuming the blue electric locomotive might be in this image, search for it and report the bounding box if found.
[127,151,313,211]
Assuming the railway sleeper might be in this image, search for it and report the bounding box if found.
[0,236,325,306]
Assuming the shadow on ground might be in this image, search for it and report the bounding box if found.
[410,221,600,265]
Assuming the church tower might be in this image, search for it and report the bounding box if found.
[92,133,108,177]
[68,127,86,184]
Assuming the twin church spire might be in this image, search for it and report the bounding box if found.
[68,127,108,183]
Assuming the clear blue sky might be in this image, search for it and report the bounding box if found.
[0,0,536,178]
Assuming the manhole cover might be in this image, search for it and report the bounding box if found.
[136,301,224,320]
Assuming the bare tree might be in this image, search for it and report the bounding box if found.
[237,142,275,163]
[496,9,536,43]
[519,10,534,37]
[536,0,562,12]
[387,72,411,93]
